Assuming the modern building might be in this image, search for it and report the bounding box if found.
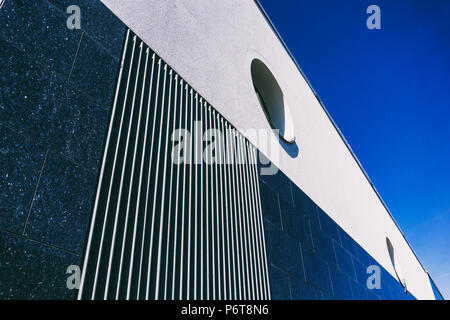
[0,0,444,300]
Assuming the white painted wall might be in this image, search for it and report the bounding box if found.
[101,0,435,299]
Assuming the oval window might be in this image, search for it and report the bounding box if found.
[386,237,407,291]
[251,59,295,143]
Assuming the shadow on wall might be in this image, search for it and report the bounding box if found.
[250,58,299,158]
[386,237,407,293]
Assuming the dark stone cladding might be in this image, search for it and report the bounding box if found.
[0,0,125,298]
[258,157,416,300]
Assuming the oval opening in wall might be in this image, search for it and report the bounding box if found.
[250,59,295,143]
[386,237,407,291]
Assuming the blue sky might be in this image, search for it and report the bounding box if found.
[258,0,450,298]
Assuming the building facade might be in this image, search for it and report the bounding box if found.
[0,0,443,300]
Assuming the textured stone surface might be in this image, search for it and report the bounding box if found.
[0,124,46,233]
[264,220,304,281]
[47,0,126,59]
[0,232,80,299]
[58,87,110,172]
[0,0,125,299]
[261,165,415,299]
[0,0,81,79]
[279,198,313,249]
[267,265,291,300]
[289,277,322,300]
[301,245,332,295]
[0,36,66,144]
[259,179,281,227]
[0,35,111,173]
[24,152,96,253]
[334,241,357,281]
[69,33,119,106]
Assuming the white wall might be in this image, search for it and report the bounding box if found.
[101,0,435,299]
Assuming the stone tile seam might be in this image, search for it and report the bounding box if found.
[21,148,49,236]
[67,30,84,83]
[0,32,114,108]
[43,0,121,62]
[0,120,98,177]
[0,227,80,257]
[264,217,382,298]
[270,261,333,299]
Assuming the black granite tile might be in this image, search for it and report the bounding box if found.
[390,278,409,300]
[58,87,109,172]
[321,292,336,300]
[258,166,292,205]
[47,0,126,59]
[268,265,291,300]
[353,257,369,286]
[290,185,320,229]
[289,277,322,300]
[367,289,382,300]
[328,264,354,300]
[349,280,368,300]
[354,241,372,268]
[24,151,96,253]
[381,281,393,300]
[0,37,65,141]
[337,226,358,258]
[69,33,119,106]
[317,206,340,241]
[333,241,356,281]
[0,37,109,172]
[0,0,82,78]
[259,180,282,227]
[279,198,313,249]
[310,224,337,267]
[0,124,46,233]
[301,244,333,295]
[0,231,79,299]
[263,219,305,281]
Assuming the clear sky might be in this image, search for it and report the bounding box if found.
[258,0,450,298]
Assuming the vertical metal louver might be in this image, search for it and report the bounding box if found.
[78,29,271,300]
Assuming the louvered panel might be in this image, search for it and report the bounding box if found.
[78,29,270,300]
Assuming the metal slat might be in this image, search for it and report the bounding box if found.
[162,73,179,300]
[220,119,233,299]
[203,102,210,300]
[245,142,262,299]
[247,144,264,299]
[178,82,189,300]
[240,136,256,299]
[170,78,184,300]
[233,128,248,299]
[225,124,238,300]
[215,114,227,300]
[252,147,272,299]
[227,124,242,300]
